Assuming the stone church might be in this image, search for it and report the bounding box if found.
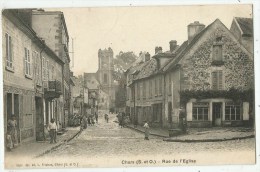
[84,47,116,111]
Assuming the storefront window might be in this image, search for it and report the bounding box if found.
[225,103,241,121]
[192,102,209,121]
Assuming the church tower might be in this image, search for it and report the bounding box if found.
[97,48,115,109]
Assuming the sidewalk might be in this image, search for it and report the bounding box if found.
[5,127,81,159]
[125,123,255,142]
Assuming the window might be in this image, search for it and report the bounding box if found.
[168,74,172,95]
[149,80,152,98]
[225,103,241,121]
[154,78,158,96]
[143,81,146,99]
[131,87,134,101]
[104,73,108,84]
[213,44,223,61]
[192,102,209,121]
[137,83,140,100]
[34,51,41,85]
[42,57,49,81]
[159,77,162,95]
[212,70,223,90]
[5,33,13,70]
[24,48,31,77]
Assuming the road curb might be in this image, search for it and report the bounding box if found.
[35,130,81,158]
[125,125,167,138]
[163,134,255,142]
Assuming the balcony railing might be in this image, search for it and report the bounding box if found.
[44,80,62,99]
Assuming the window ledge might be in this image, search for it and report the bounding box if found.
[5,66,14,73]
[25,74,33,80]
[211,60,224,66]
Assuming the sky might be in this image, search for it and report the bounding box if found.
[53,5,252,76]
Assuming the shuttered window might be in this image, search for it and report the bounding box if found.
[24,48,31,76]
[5,33,13,69]
[212,70,223,90]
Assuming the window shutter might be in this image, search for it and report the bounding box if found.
[212,71,218,90]
[218,71,223,90]
[20,95,24,129]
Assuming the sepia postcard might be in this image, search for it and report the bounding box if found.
[1,1,259,171]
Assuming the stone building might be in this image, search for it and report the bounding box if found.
[2,9,64,143]
[84,48,116,111]
[126,19,254,128]
[30,9,71,128]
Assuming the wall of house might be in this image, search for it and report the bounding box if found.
[164,68,181,128]
[181,21,253,91]
[178,21,253,127]
[2,15,36,142]
[32,13,59,54]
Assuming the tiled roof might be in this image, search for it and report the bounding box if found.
[235,17,253,36]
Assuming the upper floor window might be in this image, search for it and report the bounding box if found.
[212,37,224,66]
[137,83,140,100]
[104,73,108,84]
[5,33,13,70]
[34,51,41,85]
[212,70,223,90]
[149,80,152,98]
[42,57,49,81]
[159,77,162,95]
[213,44,222,61]
[154,78,158,96]
[24,48,32,77]
[143,81,146,99]
[168,74,172,95]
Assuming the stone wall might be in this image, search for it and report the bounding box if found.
[181,22,253,91]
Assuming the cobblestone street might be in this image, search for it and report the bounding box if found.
[42,113,255,167]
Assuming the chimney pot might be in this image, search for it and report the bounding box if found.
[188,21,205,43]
[145,52,150,62]
[169,40,177,52]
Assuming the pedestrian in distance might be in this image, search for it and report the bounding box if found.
[48,118,57,144]
[95,112,98,124]
[105,114,109,123]
[6,115,18,151]
[143,121,150,140]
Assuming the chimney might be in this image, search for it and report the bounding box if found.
[169,40,177,52]
[188,21,205,43]
[145,52,150,62]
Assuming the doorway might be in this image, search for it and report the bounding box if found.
[35,97,44,141]
[212,102,222,126]
[6,93,20,143]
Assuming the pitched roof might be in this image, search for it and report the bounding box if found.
[163,19,219,72]
[84,73,100,90]
[235,17,253,36]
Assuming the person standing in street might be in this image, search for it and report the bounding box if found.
[6,115,18,150]
[48,118,57,144]
[95,112,98,124]
[143,121,150,140]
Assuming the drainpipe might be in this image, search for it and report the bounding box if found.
[40,43,46,125]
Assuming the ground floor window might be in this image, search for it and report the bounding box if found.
[192,102,209,121]
[225,103,241,121]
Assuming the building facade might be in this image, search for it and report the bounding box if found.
[126,18,254,129]
[31,9,71,128]
[2,10,65,144]
[84,48,116,111]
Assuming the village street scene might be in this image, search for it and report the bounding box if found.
[2,5,256,168]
